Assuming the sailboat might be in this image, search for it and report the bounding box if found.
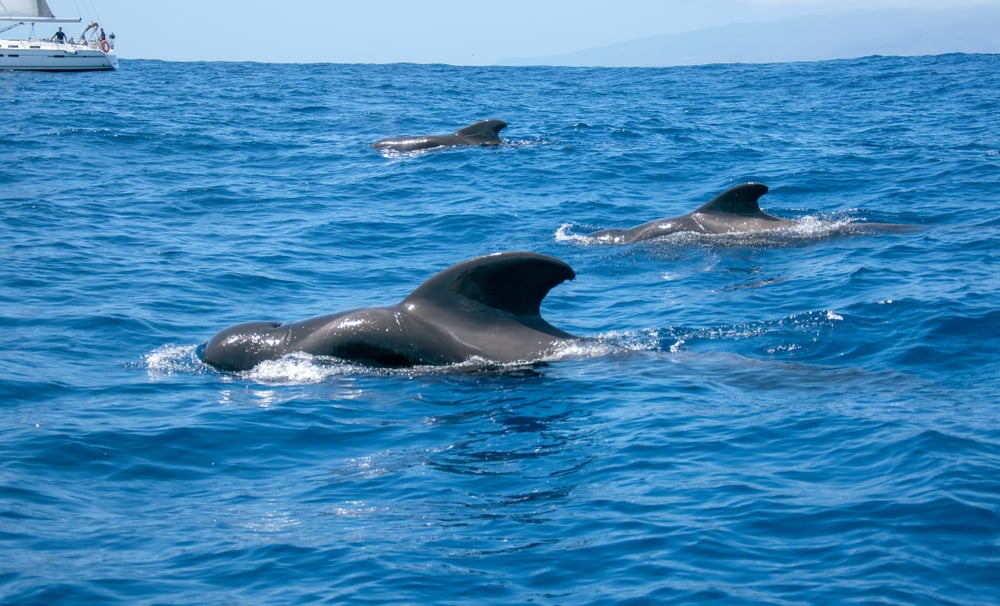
[0,0,117,71]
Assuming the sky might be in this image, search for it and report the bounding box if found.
[30,0,1000,64]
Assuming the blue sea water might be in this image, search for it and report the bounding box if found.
[2,53,999,604]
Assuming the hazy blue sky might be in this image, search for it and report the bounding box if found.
[37,0,1000,64]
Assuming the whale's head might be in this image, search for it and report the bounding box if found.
[203,321,291,372]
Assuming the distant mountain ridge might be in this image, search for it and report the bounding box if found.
[501,6,1000,67]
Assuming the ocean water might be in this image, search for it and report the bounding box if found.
[2,53,999,604]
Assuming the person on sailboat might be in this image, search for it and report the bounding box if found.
[51,27,67,44]
[97,28,111,52]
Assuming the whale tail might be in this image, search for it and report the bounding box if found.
[403,251,575,336]
[454,119,507,142]
[694,182,772,216]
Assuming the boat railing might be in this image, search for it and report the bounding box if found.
[63,38,114,52]
[0,24,115,53]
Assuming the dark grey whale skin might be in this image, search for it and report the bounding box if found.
[372,119,507,152]
[590,182,913,243]
[202,252,575,372]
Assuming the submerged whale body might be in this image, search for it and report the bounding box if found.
[372,119,507,152]
[202,252,575,372]
[590,182,911,243]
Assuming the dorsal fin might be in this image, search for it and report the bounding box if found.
[694,182,770,215]
[403,251,574,317]
[454,119,507,139]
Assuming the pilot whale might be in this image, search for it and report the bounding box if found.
[202,252,575,372]
[590,182,912,243]
[372,119,507,152]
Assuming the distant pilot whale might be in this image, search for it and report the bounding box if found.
[372,119,507,152]
[202,252,575,372]
[589,182,912,243]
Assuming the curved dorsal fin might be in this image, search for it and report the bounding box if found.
[695,182,770,215]
[454,119,507,139]
[403,251,574,317]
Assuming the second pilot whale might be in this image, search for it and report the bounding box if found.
[589,182,912,243]
[372,119,507,152]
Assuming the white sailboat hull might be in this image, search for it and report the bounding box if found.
[0,39,117,71]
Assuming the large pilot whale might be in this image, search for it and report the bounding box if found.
[589,182,911,243]
[372,119,507,152]
[202,252,575,372]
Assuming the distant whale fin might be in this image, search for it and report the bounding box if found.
[454,119,507,140]
[695,182,771,216]
[404,252,574,317]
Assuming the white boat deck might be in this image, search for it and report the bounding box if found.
[0,37,117,71]
[0,0,117,72]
